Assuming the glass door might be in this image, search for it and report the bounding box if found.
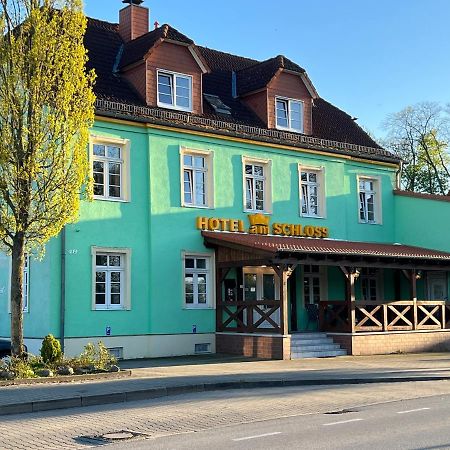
[428,272,448,300]
[243,267,280,329]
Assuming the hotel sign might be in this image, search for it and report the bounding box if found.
[196,214,329,238]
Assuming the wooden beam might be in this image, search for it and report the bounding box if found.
[216,267,223,332]
[410,269,418,330]
[276,264,289,335]
[286,262,299,279]
[217,259,272,268]
[339,265,349,279]
[349,272,356,333]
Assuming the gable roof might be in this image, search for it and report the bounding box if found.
[236,55,305,96]
[84,17,398,163]
[119,24,193,69]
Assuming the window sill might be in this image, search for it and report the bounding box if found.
[300,214,326,219]
[183,306,215,310]
[182,204,214,210]
[244,209,272,215]
[275,125,304,134]
[93,307,128,311]
[93,196,129,203]
[157,102,192,113]
[358,220,382,226]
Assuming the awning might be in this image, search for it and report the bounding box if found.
[202,231,450,270]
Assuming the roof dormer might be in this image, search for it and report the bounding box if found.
[118,14,210,115]
[237,55,318,135]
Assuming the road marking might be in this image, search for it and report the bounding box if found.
[323,418,364,426]
[232,432,282,441]
[397,407,430,414]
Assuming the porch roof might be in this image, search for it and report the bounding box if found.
[202,231,450,269]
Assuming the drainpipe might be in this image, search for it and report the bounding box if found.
[396,161,403,190]
[60,226,66,353]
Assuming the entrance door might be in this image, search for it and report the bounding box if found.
[243,267,280,329]
[428,272,448,300]
[302,265,327,330]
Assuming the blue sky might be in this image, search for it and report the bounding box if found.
[84,0,450,139]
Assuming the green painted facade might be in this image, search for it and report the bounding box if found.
[1,117,449,356]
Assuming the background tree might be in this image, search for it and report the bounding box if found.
[383,102,450,194]
[0,0,95,356]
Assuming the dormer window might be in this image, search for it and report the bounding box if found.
[276,97,303,133]
[157,70,192,112]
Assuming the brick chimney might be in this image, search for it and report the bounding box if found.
[119,0,149,42]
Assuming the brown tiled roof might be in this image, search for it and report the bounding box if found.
[237,55,305,96]
[313,98,383,149]
[119,24,193,69]
[394,189,450,202]
[202,231,450,262]
[85,18,143,104]
[84,18,397,162]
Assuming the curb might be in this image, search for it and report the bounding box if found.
[1,374,449,416]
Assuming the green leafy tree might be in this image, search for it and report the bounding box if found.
[0,0,95,357]
[383,102,450,194]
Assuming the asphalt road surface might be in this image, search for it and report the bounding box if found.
[114,394,450,450]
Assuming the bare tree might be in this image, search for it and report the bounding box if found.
[383,102,450,194]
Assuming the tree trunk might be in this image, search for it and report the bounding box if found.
[10,233,25,358]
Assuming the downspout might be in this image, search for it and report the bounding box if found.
[396,160,403,190]
[60,226,66,353]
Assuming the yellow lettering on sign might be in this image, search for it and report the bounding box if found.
[197,216,330,238]
[208,218,220,230]
[196,217,208,230]
[219,218,228,231]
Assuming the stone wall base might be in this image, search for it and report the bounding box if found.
[216,333,291,360]
[328,330,450,356]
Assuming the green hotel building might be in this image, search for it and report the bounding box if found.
[1,1,450,359]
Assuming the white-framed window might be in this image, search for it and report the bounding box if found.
[302,265,328,313]
[276,97,304,133]
[90,136,131,202]
[358,176,381,224]
[92,247,131,311]
[243,157,272,213]
[22,254,29,313]
[180,147,214,208]
[299,166,325,218]
[183,254,214,309]
[157,69,192,112]
[360,268,384,301]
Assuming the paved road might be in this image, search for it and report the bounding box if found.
[116,394,450,450]
[2,380,450,449]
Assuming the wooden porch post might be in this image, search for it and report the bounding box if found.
[216,267,222,332]
[341,266,355,333]
[215,267,231,332]
[349,272,356,333]
[411,269,418,330]
[273,264,289,335]
[281,269,289,335]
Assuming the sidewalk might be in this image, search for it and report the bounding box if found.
[2,352,450,416]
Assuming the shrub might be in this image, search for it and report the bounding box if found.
[40,334,62,364]
[4,357,36,379]
[72,341,117,371]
